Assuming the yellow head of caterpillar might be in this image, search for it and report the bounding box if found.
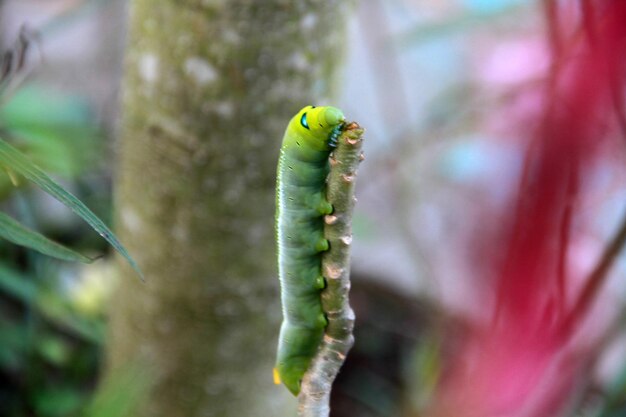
[288,105,345,151]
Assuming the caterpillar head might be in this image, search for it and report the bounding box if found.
[293,105,345,150]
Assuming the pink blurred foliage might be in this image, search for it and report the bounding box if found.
[478,38,549,87]
[426,2,626,416]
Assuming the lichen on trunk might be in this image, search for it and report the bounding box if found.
[102,1,351,416]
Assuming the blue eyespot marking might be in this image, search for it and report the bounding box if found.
[300,113,310,130]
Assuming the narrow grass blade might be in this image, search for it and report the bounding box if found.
[0,138,143,280]
[0,211,92,262]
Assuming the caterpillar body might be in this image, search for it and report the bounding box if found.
[274,105,345,396]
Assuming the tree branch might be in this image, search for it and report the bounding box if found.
[298,122,365,417]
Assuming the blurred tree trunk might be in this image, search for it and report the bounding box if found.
[102,1,350,416]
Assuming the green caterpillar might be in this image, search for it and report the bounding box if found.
[274,105,345,395]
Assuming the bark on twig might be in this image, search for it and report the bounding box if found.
[298,122,365,417]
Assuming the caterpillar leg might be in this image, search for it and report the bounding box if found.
[315,237,329,252]
[306,191,333,215]
[317,200,333,215]
[314,275,326,290]
[317,313,328,328]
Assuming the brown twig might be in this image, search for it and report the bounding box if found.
[298,123,364,417]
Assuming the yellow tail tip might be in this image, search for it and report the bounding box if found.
[273,368,282,385]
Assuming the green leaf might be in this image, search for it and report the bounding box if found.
[0,262,37,302]
[0,87,101,179]
[9,125,99,178]
[0,138,143,280]
[37,292,105,344]
[37,334,72,366]
[0,261,104,343]
[32,386,84,417]
[0,320,29,370]
[0,211,92,262]
[0,86,93,128]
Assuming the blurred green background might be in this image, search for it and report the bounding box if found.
[2,1,626,417]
